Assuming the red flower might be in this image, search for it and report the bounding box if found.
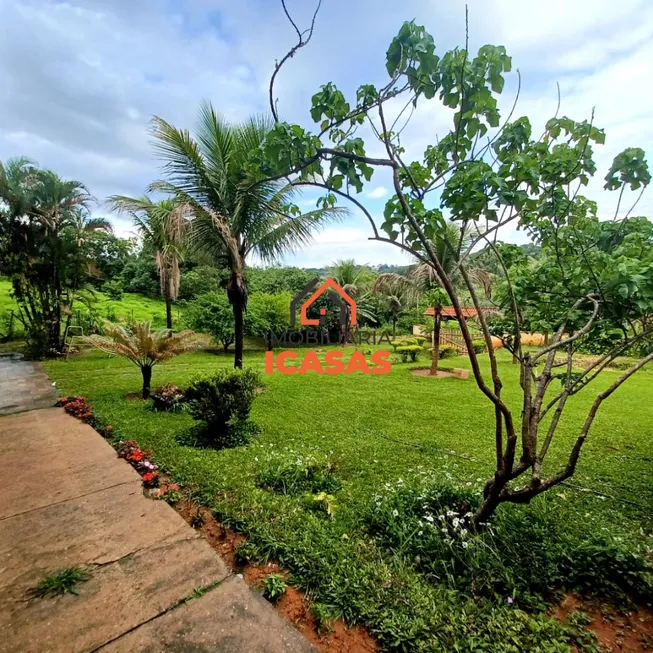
[142,472,158,482]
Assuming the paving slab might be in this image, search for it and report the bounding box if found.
[0,361,315,653]
[0,357,58,415]
[100,574,315,653]
[0,409,140,518]
[0,481,195,590]
[0,537,231,653]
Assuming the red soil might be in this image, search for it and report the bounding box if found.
[172,493,377,653]
[553,594,653,652]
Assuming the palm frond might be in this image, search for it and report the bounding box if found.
[85,320,201,367]
[252,206,347,263]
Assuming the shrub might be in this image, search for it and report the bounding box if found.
[245,292,292,339]
[471,339,487,354]
[151,383,185,412]
[258,456,341,496]
[103,279,124,300]
[184,292,235,351]
[396,345,421,362]
[438,344,458,359]
[178,265,226,300]
[185,368,261,448]
[23,324,51,359]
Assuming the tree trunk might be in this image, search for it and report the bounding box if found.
[430,306,441,376]
[141,365,153,399]
[473,483,504,526]
[232,297,244,369]
[165,290,173,330]
[512,325,520,364]
[392,316,396,337]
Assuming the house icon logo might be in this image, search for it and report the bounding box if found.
[290,278,357,330]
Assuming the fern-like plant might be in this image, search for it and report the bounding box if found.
[85,320,201,398]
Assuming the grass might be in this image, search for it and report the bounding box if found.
[0,279,175,330]
[29,567,91,599]
[44,345,653,651]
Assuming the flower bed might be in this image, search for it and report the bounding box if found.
[57,396,164,489]
[151,383,186,412]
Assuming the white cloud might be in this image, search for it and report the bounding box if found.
[0,0,651,267]
[282,226,413,267]
[367,187,389,199]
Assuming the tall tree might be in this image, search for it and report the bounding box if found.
[148,102,345,368]
[0,158,98,355]
[106,196,187,329]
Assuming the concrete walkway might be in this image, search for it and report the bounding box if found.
[0,355,58,415]
[0,363,314,652]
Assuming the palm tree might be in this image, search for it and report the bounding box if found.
[326,258,378,328]
[0,157,40,219]
[373,223,491,375]
[70,209,113,246]
[1,161,97,352]
[32,170,93,234]
[85,320,201,398]
[326,259,375,297]
[106,196,187,329]
[148,101,345,368]
[377,288,412,336]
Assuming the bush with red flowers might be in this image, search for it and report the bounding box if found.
[116,440,160,486]
[58,398,164,490]
[56,396,95,423]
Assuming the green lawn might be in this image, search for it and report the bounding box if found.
[44,346,653,651]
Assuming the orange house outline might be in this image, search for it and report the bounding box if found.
[300,278,357,327]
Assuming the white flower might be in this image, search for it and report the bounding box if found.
[392,509,399,517]
[462,541,469,549]
[424,515,434,523]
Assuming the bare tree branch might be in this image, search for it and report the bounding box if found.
[270,0,323,122]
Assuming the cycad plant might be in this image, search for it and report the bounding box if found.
[106,196,187,329]
[149,102,345,368]
[85,320,201,398]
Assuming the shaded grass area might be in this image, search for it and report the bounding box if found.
[45,347,653,651]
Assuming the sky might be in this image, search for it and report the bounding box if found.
[1,0,652,268]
